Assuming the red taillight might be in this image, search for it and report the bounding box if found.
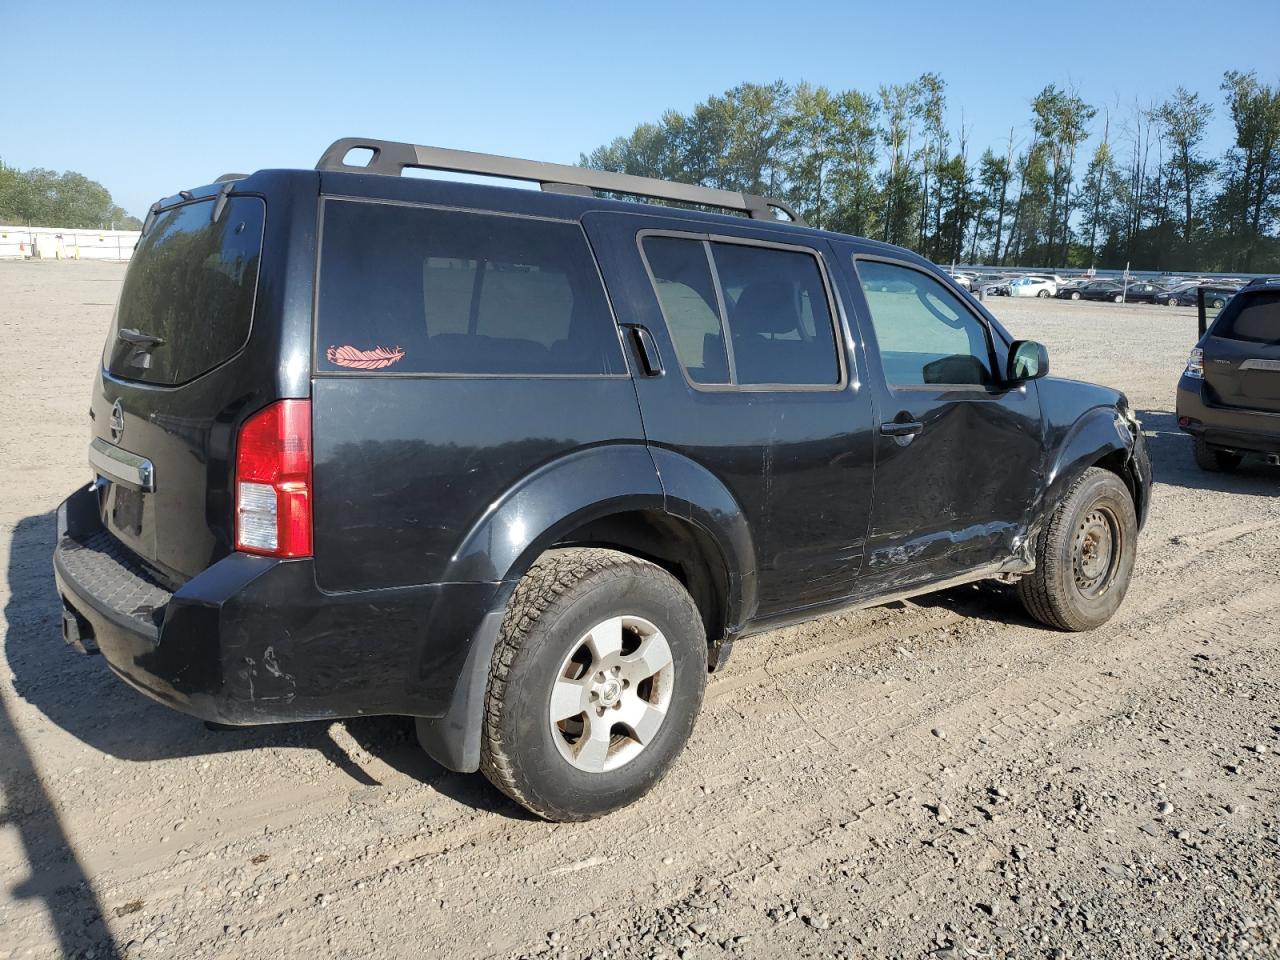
[234,399,312,558]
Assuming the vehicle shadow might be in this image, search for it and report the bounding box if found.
[3,511,520,819]
[1138,409,1278,495]
[1,671,121,959]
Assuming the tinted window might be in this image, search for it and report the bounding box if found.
[1216,291,1280,344]
[318,201,624,375]
[856,260,994,386]
[107,196,264,385]
[711,242,840,385]
[641,236,729,384]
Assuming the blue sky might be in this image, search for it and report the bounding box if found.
[6,0,1279,218]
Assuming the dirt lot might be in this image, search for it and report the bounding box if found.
[2,260,1277,960]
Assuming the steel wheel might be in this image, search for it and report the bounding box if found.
[549,615,674,773]
[1072,506,1121,599]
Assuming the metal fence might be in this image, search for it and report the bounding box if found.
[0,225,139,262]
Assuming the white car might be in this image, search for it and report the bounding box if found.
[1008,276,1058,298]
[949,274,972,290]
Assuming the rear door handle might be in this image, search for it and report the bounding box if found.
[880,420,924,437]
[625,325,663,376]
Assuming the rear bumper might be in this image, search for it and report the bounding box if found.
[53,484,502,727]
[1175,375,1280,454]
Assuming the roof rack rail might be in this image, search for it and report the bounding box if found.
[316,137,805,226]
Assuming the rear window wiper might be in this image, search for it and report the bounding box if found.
[117,328,166,348]
[117,328,166,370]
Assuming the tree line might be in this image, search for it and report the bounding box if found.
[581,72,1280,273]
[0,161,142,230]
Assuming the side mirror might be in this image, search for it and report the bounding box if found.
[1007,340,1049,383]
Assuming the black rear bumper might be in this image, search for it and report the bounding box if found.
[54,484,503,728]
[1176,375,1280,455]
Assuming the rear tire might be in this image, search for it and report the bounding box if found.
[1018,468,1138,631]
[480,548,706,821]
[1193,436,1243,472]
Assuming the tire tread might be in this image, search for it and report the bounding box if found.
[479,547,688,820]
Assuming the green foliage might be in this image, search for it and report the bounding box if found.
[0,161,141,229]
[582,74,1280,272]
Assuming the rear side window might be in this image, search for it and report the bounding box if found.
[640,235,841,388]
[641,237,729,384]
[1214,291,1280,344]
[107,196,265,385]
[317,201,624,375]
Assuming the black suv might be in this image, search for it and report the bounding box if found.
[54,138,1152,820]
[1177,280,1280,470]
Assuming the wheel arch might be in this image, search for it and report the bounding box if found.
[418,443,754,773]
[1042,405,1147,529]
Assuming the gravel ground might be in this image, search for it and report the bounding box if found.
[1,260,1277,960]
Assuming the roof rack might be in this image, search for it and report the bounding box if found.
[316,137,805,226]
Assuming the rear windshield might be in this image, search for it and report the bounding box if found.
[106,196,265,385]
[316,199,625,376]
[1214,291,1280,344]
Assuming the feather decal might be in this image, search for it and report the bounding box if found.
[326,344,406,370]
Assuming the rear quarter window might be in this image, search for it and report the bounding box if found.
[1213,291,1280,344]
[316,200,625,376]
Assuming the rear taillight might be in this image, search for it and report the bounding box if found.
[235,400,312,558]
[1184,347,1204,379]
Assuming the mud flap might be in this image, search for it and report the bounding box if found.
[414,606,508,773]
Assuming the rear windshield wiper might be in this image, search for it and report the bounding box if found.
[117,328,166,349]
[117,328,166,370]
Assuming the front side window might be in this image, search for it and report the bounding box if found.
[641,235,841,388]
[317,201,625,375]
[855,260,994,387]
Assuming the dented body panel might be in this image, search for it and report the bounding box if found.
[54,165,1151,769]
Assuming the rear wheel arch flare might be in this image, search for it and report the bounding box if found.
[548,509,733,658]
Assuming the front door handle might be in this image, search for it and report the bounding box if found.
[880,420,924,437]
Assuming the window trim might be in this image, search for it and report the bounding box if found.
[312,195,632,380]
[636,228,851,393]
[851,253,1004,394]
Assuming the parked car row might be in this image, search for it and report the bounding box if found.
[949,270,1258,308]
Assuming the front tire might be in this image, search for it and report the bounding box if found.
[1167,297,1178,306]
[1037,289,1050,298]
[1193,436,1243,472]
[1114,294,1124,303]
[1071,291,1081,300]
[1018,468,1138,631]
[480,548,706,821]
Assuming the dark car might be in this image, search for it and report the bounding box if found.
[1079,281,1129,302]
[1166,284,1233,308]
[1177,281,1280,471]
[1117,282,1165,304]
[54,138,1152,821]
[1058,280,1118,301]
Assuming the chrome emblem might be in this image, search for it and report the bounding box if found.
[109,400,125,443]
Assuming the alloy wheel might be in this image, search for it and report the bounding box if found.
[548,615,675,773]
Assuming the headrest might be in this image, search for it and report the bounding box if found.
[732,281,798,335]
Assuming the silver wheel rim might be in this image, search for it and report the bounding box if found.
[548,615,674,773]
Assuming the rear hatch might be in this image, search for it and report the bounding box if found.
[1202,289,1280,414]
[90,176,308,587]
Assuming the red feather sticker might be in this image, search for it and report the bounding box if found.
[326,344,405,370]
